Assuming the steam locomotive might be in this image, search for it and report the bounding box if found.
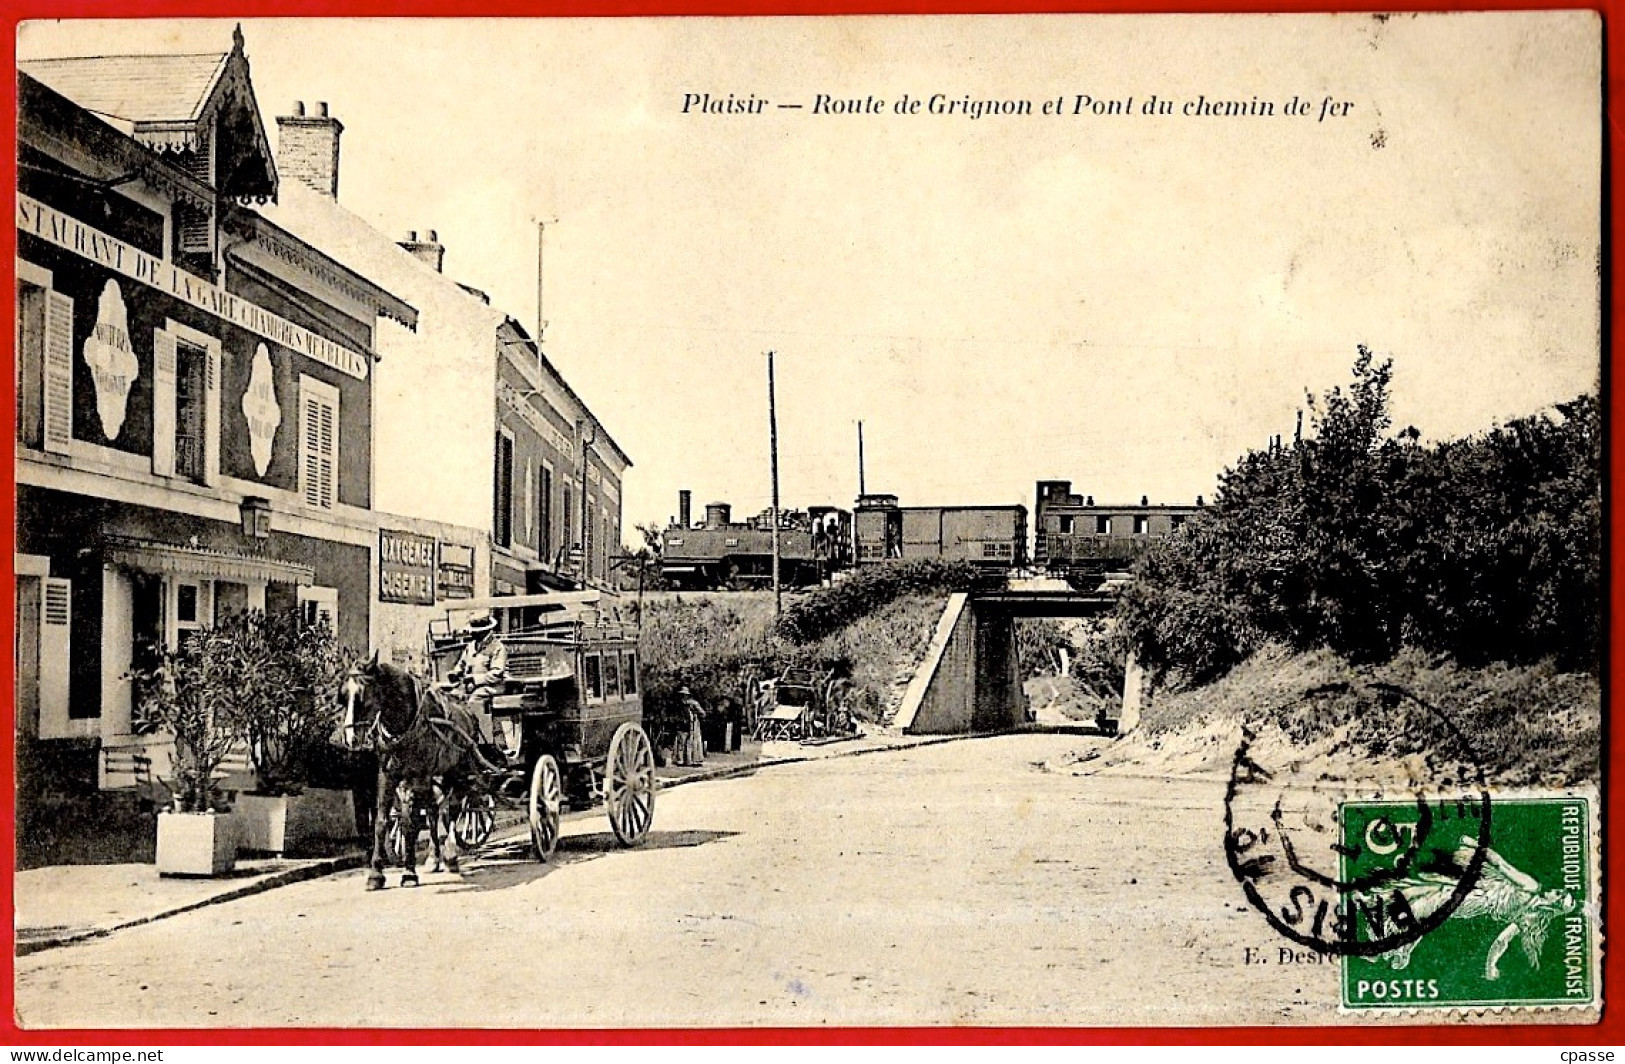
[658,490,852,591]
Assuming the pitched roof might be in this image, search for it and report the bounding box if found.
[19,52,231,133]
[252,180,482,334]
[18,27,276,201]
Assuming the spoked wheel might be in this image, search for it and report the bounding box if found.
[451,791,496,850]
[528,754,563,861]
[385,801,425,866]
[385,808,407,865]
[604,722,655,847]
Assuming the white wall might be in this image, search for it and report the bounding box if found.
[372,285,501,529]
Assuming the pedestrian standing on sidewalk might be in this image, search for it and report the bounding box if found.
[678,686,706,767]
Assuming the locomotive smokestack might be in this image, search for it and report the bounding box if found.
[678,490,692,529]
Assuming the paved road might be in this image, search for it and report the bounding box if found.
[17,734,1346,1029]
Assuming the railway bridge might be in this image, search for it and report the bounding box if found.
[892,583,1132,735]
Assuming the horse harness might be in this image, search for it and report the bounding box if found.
[353,667,506,773]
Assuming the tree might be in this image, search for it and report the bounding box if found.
[242,611,351,796]
[1116,347,1600,684]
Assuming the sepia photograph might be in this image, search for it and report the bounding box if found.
[9,11,1604,1032]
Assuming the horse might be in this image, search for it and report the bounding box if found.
[339,652,489,890]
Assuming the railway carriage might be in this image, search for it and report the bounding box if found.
[1033,479,1204,589]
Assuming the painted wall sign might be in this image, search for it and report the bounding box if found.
[82,279,138,440]
[498,379,575,456]
[378,528,437,605]
[241,343,281,477]
[438,542,475,599]
[18,195,371,380]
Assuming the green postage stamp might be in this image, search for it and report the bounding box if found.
[1340,796,1596,1010]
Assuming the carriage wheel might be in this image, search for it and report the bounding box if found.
[453,791,497,850]
[604,723,656,847]
[528,754,563,862]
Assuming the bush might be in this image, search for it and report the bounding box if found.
[775,559,980,644]
[130,616,260,812]
[1066,618,1130,705]
[1119,349,1600,683]
[242,612,352,796]
[638,589,957,740]
[1015,619,1071,679]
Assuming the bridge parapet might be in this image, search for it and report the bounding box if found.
[895,587,1121,736]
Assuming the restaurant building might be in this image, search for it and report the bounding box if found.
[15,32,416,831]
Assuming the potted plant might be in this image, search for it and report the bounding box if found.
[234,610,356,856]
[130,620,255,876]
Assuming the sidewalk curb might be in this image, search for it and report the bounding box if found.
[15,853,368,958]
[20,726,1105,956]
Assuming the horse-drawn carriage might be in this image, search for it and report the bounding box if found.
[347,590,656,889]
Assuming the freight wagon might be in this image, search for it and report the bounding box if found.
[852,494,1028,569]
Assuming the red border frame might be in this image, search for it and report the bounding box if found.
[1,0,1618,1046]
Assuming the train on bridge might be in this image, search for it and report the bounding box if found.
[653,481,1203,592]
[853,494,1028,570]
[658,490,851,591]
[1032,480,1204,589]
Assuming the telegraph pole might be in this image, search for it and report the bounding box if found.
[767,350,782,617]
[857,420,865,497]
[536,218,557,344]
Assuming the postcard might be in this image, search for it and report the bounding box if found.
[11,11,1603,1032]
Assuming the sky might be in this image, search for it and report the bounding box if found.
[18,14,1602,538]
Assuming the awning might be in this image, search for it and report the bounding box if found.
[105,537,314,586]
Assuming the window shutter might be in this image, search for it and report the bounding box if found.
[177,128,215,257]
[151,330,177,476]
[302,394,321,507]
[39,577,72,733]
[202,346,221,486]
[522,456,533,545]
[318,398,335,508]
[177,204,214,257]
[43,578,69,627]
[299,379,339,510]
[42,291,74,455]
[493,433,513,547]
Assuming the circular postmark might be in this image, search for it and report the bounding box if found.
[1224,680,1492,957]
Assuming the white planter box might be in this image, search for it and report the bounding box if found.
[156,811,237,877]
[233,788,356,856]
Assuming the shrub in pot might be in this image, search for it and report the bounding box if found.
[129,620,257,876]
[236,611,356,855]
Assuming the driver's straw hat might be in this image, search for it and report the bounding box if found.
[466,614,497,635]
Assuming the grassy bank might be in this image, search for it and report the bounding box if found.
[1116,646,1600,788]
[636,590,953,728]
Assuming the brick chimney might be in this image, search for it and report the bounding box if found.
[398,230,446,273]
[276,101,343,198]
